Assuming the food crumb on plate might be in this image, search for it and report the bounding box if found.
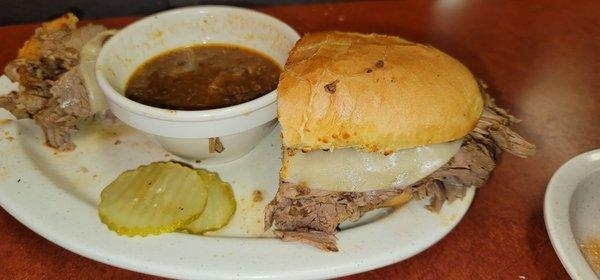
[209,137,225,154]
[78,166,89,173]
[252,190,263,202]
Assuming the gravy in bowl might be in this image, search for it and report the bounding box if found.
[125,44,281,111]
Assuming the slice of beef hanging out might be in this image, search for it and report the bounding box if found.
[264,89,536,252]
[0,13,106,151]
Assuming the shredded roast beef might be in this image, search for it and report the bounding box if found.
[275,230,339,252]
[33,67,90,151]
[0,14,105,151]
[264,89,536,251]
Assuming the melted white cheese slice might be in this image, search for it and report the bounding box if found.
[283,139,463,192]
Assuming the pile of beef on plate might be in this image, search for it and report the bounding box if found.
[0,13,105,151]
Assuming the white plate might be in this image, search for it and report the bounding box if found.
[0,90,475,279]
[545,149,600,280]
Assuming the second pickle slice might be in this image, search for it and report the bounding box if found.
[182,170,236,234]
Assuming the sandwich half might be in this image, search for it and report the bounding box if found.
[264,31,535,251]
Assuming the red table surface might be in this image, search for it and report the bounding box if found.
[1,1,599,279]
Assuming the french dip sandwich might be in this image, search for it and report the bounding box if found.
[264,31,535,251]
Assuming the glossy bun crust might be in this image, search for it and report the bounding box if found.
[277,31,483,153]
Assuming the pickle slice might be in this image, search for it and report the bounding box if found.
[99,162,208,237]
[182,170,236,234]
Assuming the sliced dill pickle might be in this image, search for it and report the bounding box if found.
[182,170,236,234]
[99,162,208,237]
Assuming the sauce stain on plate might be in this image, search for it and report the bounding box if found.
[580,236,600,277]
[0,165,9,181]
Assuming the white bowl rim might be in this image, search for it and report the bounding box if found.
[96,5,300,122]
[544,148,600,280]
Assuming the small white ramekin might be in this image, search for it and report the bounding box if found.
[95,6,299,164]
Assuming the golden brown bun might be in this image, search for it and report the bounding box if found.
[277,31,483,153]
